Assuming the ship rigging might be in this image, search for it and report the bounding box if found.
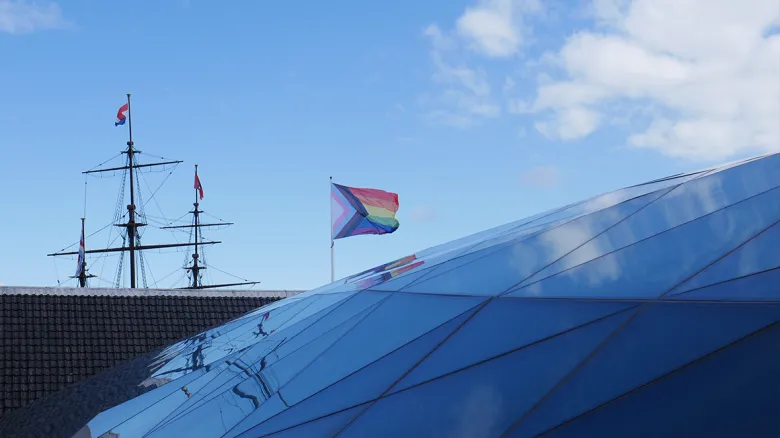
[48,94,259,290]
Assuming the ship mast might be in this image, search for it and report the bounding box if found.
[125,93,138,287]
[48,94,221,289]
[162,164,260,290]
[72,217,96,287]
[191,164,202,288]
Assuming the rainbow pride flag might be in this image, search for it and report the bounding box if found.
[331,183,400,240]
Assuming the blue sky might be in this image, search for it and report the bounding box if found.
[0,0,777,290]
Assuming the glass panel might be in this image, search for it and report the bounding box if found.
[507,185,780,299]
[404,192,664,296]
[670,268,780,301]
[337,310,632,438]
[530,319,780,438]
[150,296,320,380]
[269,291,391,360]
[368,267,437,291]
[148,340,284,432]
[349,204,599,294]
[145,378,283,438]
[462,217,578,255]
[238,404,369,438]
[229,306,480,438]
[670,223,780,295]
[396,299,636,392]
[86,364,208,437]
[94,349,249,437]
[277,293,486,407]
[371,232,554,293]
[147,293,389,434]
[410,213,556,261]
[508,301,780,438]
[268,292,355,335]
[356,202,590,290]
[516,169,702,232]
[518,155,780,287]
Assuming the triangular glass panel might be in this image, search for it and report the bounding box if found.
[240,404,369,438]
[226,305,480,438]
[267,292,355,336]
[507,185,780,299]
[508,301,780,438]
[403,192,665,296]
[395,298,636,392]
[517,155,780,287]
[335,310,632,438]
[670,268,780,301]
[525,318,780,438]
[86,359,212,436]
[670,223,780,296]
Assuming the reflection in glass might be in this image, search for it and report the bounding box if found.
[507,185,780,299]
[518,155,780,287]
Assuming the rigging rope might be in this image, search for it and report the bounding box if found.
[153,266,185,288]
[137,234,148,289]
[206,263,253,282]
[84,153,123,174]
[141,164,179,210]
[83,175,88,219]
[52,257,61,287]
[114,235,126,288]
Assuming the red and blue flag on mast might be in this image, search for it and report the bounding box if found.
[115,103,129,126]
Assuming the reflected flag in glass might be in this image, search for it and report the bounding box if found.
[331,182,400,239]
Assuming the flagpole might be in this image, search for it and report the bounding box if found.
[330,176,335,283]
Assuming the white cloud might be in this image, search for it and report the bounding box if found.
[421,2,545,128]
[535,107,601,140]
[422,24,501,128]
[456,0,541,58]
[519,165,562,188]
[0,0,67,34]
[524,0,780,160]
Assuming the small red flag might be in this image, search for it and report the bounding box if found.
[194,169,204,200]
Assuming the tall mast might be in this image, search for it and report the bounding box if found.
[126,93,138,288]
[191,164,202,288]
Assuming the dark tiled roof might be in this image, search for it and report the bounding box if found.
[0,292,280,419]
